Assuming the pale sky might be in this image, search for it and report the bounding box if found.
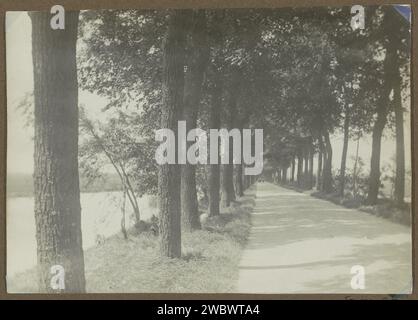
[6,12,109,175]
[5,11,412,184]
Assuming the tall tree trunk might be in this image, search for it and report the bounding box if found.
[221,69,240,207]
[158,10,187,258]
[339,112,350,197]
[353,134,360,197]
[243,166,248,190]
[316,135,323,191]
[235,164,244,197]
[233,123,244,196]
[394,68,405,206]
[282,167,287,184]
[291,155,296,182]
[303,145,309,188]
[30,11,85,293]
[181,10,208,232]
[322,146,327,191]
[207,69,222,216]
[208,162,221,216]
[322,130,333,193]
[366,10,398,205]
[308,144,314,189]
[221,163,235,206]
[367,111,387,204]
[297,149,303,187]
[243,173,249,190]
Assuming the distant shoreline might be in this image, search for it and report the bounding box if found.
[7,188,124,199]
[7,172,123,198]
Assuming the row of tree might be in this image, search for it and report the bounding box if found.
[28,6,409,292]
[263,6,409,205]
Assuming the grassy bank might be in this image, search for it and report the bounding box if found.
[8,189,255,293]
[311,191,411,226]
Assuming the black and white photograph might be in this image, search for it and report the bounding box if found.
[5,4,412,294]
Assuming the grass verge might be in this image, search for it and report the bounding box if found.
[7,188,255,293]
[311,191,411,226]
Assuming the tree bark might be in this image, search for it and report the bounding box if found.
[207,68,222,216]
[297,149,303,188]
[316,135,323,191]
[291,155,296,182]
[30,11,85,293]
[243,173,250,190]
[180,10,208,232]
[282,167,287,184]
[322,130,333,193]
[353,135,360,197]
[221,69,240,207]
[366,10,399,205]
[394,67,405,206]
[367,111,387,204]
[339,112,350,197]
[303,144,309,188]
[158,10,187,258]
[221,163,235,206]
[235,164,244,197]
[308,141,314,189]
